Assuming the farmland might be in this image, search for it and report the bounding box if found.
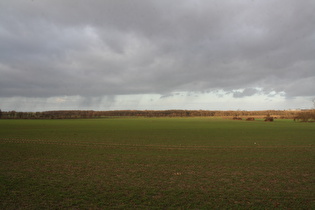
[0,118,314,209]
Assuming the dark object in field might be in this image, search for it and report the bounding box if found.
[246,117,255,121]
[264,117,274,122]
[232,117,242,120]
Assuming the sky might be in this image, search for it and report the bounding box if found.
[0,0,314,111]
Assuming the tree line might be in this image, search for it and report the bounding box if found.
[1,109,313,120]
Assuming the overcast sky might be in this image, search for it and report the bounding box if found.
[1,0,314,111]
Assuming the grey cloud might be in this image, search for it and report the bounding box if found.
[233,88,259,98]
[160,94,174,99]
[0,0,314,100]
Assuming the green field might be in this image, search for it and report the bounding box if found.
[1,118,314,209]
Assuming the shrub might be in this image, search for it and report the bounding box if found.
[294,110,315,122]
[264,117,274,122]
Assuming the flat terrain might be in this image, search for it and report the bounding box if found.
[1,118,314,209]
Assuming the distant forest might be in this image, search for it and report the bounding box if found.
[1,109,314,121]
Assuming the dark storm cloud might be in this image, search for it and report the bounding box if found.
[0,0,314,99]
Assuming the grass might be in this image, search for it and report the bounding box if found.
[0,117,314,209]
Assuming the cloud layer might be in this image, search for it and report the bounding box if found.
[0,0,314,110]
